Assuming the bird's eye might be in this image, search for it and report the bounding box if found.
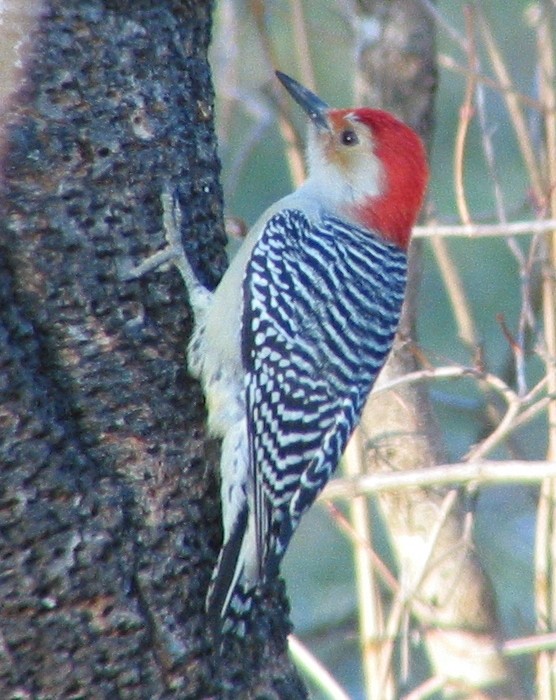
[340,129,359,146]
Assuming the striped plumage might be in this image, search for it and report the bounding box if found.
[205,209,408,635]
[194,73,428,637]
[244,209,406,569]
[120,73,427,640]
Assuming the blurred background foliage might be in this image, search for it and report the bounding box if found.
[210,1,546,696]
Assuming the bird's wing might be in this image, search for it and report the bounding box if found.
[241,209,407,578]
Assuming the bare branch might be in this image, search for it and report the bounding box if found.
[413,218,556,237]
[323,460,556,500]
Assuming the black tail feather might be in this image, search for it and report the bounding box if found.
[206,504,255,637]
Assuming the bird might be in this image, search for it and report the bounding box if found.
[125,71,428,638]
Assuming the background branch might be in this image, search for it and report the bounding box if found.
[353,1,522,696]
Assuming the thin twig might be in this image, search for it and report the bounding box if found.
[438,52,546,112]
[400,675,446,700]
[533,3,556,696]
[322,460,556,500]
[478,6,545,200]
[504,631,556,657]
[429,236,478,349]
[288,635,351,700]
[472,27,533,400]
[413,218,556,238]
[372,363,517,404]
[417,0,466,50]
[513,396,550,431]
[465,395,521,461]
[250,0,307,187]
[453,5,478,226]
[372,362,527,460]
[343,432,393,699]
[290,0,316,91]
[324,500,400,594]
[376,491,459,690]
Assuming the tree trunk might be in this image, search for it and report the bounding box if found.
[0,2,305,697]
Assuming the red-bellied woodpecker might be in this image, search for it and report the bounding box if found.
[124,72,428,638]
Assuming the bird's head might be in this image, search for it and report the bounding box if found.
[276,71,428,251]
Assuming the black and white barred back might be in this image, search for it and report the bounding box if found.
[207,208,407,636]
[243,209,407,579]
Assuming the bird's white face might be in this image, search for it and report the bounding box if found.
[276,68,428,247]
[306,111,384,214]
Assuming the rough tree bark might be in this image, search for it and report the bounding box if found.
[354,1,523,697]
[0,2,305,698]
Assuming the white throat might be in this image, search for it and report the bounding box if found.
[304,128,383,212]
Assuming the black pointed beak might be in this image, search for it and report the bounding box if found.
[276,71,330,132]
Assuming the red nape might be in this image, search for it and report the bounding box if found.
[351,109,428,250]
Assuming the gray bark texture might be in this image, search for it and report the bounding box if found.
[0,2,306,698]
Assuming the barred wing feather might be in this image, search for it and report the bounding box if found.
[242,209,407,579]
